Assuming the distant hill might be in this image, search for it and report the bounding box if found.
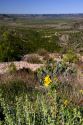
[0,14,83,20]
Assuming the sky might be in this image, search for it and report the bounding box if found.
[0,0,83,14]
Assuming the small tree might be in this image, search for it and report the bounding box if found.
[0,30,27,62]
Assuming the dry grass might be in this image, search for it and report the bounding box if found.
[0,68,39,89]
[22,54,43,64]
[37,48,49,56]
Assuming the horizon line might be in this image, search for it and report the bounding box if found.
[0,13,83,15]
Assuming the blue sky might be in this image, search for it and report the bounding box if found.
[0,0,83,14]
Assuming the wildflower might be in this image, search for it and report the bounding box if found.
[64,100,69,107]
[79,89,83,95]
[44,75,52,87]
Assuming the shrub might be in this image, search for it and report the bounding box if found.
[25,54,42,64]
[0,30,27,62]
[0,85,83,125]
[7,63,17,73]
[63,50,79,63]
[37,48,48,56]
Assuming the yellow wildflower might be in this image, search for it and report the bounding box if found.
[44,75,52,87]
[64,100,69,107]
[79,89,83,95]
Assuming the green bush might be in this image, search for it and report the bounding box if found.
[63,50,79,63]
[37,48,48,56]
[0,29,62,62]
[0,30,27,61]
[7,63,17,73]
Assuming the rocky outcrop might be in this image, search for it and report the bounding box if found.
[0,61,44,74]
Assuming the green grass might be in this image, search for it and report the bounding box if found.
[0,82,83,125]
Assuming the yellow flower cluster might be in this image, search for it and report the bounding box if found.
[44,75,52,87]
[64,100,69,107]
[79,89,83,95]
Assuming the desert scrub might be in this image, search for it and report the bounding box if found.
[7,63,17,73]
[37,59,80,103]
[23,54,42,64]
[0,59,82,125]
[0,80,28,102]
[0,84,83,125]
[63,49,79,63]
[0,88,57,125]
[37,48,48,56]
[37,59,77,86]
